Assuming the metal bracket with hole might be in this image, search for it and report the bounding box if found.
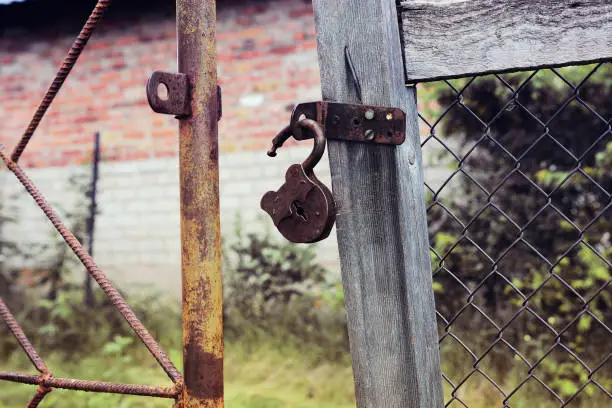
[290,102,406,145]
[146,71,191,118]
[146,70,222,120]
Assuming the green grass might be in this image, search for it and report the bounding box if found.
[2,339,611,407]
[0,340,356,408]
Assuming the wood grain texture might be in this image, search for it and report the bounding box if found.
[400,0,612,82]
[312,1,444,407]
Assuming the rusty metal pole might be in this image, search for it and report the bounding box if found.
[176,0,223,407]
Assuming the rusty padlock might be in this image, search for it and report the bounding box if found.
[261,119,336,243]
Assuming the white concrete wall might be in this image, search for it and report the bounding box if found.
[0,146,451,296]
[0,146,338,295]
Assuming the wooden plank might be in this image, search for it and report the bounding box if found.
[400,0,612,82]
[311,1,444,407]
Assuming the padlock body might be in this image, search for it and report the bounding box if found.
[261,164,335,243]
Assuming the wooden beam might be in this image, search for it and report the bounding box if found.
[311,1,444,407]
[400,0,612,82]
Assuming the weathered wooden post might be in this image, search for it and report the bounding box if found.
[311,1,444,407]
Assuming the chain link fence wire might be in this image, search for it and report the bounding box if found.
[0,1,183,406]
[420,62,612,407]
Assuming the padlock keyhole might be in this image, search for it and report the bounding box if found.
[292,201,308,222]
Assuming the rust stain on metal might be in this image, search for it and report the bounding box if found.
[184,345,223,399]
[177,0,223,406]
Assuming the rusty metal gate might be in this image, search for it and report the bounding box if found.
[0,0,222,407]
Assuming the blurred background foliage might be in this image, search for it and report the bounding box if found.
[424,63,612,403]
[1,64,611,407]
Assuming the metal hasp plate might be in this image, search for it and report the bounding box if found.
[290,101,406,145]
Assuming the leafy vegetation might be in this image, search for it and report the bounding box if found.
[0,215,352,407]
[427,64,612,400]
[0,192,20,308]
[223,218,348,362]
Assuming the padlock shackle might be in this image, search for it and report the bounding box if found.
[267,119,326,174]
[262,119,336,244]
[298,119,326,173]
[267,125,292,157]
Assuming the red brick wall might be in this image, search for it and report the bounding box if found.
[0,0,321,168]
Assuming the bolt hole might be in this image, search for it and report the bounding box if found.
[387,130,394,138]
[157,82,169,101]
[352,118,361,126]
[292,201,308,222]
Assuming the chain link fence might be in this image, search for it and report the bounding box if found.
[0,1,183,406]
[421,62,612,407]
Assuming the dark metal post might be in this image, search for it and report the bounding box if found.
[84,131,100,307]
[176,0,223,407]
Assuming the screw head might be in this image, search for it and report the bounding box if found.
[365,109,375,120]
[364,129,375,141]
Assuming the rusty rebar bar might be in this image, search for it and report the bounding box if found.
[176,0,224,405]
[0,148,182,384]
[26,386,51,408]
[11,0,113,162]
[26,372,53,408]
[0,372,178,399]
[0,297,49,374]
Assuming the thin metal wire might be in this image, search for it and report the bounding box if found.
[26,371,53,408]
[1,288,180,403]
[421,63,612,407]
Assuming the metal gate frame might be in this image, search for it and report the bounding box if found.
[0,1,223,407]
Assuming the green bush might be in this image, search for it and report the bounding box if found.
[223,218,349,362]
[1,286,181,360]
[1,212,347,360]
